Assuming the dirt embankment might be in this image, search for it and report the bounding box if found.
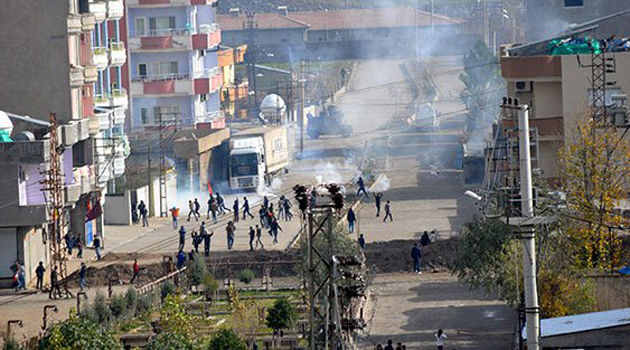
[68,239,460,287]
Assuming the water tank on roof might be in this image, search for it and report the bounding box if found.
[260,94,287,123]
[0,110,14,135]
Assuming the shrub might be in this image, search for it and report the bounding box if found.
[39,315,122,350]
[136,294,153,315]
[187,254,208,287]
[109,294,127,319]
[3,337,20,350]
[146,333,198,350]
[92,291,112,326]
[266,297,296,333]
[161,281,176,301]
[238,269,255,284]
[125,287,138,314]
[206,329,247,350]
[204,274,218,295]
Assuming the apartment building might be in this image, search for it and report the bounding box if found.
[499,44,630,184]
[126,0,223,131]
[0,0,129,286]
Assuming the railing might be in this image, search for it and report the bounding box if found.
[95,89,127,102]
[193,67,220,79]
[136,266,187,295]
[93,46,108,55]
[109,42,125,51]
[198,23,220,34]
[129,27,195,38]
[131,72,191,83]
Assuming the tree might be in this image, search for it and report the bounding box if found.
[187,253,208,287]
[229,287,263,345]
[39,315,122,350]
[206,329,247,350]
[160,294,197,340]
[559,115,630,269]
[266,297,296,334]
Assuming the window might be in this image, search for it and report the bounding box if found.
[135,17,146,36]
[138,63,147,78]
[149,61,178,78]
[149,16,176,35]
[199,49,206,57]
[200,94,208,102]
[140,108,149,124]
[564,0,584,7]
[153,106,180,124]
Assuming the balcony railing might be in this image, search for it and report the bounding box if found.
[89,0,108,23]
[131,72,191,83]
[129,27,195,38]
[95,89,129,108]
[107,0,124,20]
[108,42,126,66]
[93,47,109,69]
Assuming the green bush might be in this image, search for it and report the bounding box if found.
[187,254,208,287]
[238,269,255,284]
[92,291,112,326]
[3,337,20,350]
[39,316,122,350]
[136,294,153,315]
[206,329,247,350]
[266,297,296,333]
[109,294,127,319]
[146,333,198,350]
[125,287,138,314]
[161,281,176,301]
[204,275,218,295]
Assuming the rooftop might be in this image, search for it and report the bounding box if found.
[218,7,463,32]
[523,308,630,339]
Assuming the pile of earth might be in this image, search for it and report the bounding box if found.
[363,238,459,274]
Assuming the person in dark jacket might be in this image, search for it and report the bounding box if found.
[373,192,383,217]
[49,266,62,299]
[79,263,87,291]
[178,226,186,252]
[358,234,366,249]
[94,236,102,260]
[420,231,431,247]
[411,243,422,274]
[347,208,357,234]
[35,261,46,290]
[242,197,254,219]
[233,198,240,222]
[248,227,255,251]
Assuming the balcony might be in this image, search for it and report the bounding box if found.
[192,24,221,50]
[84,64,98,83]
[126,0,217,7]
[128,28,195,52]
[89,0,108,23]
[107,0,124,20]
[68,15,83,34]
[113,155,125,176]
[95,89,129,108]
[130,73,194,96]
[193,68,222,94]
[81,13,96,32]
[108,42,127,66]
[93,47,109,70]
[70,66,85,88]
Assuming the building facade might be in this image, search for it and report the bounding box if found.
[125,0,223,131]
[0,0,130,286]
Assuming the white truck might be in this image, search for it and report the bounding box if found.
[228,126,289,190]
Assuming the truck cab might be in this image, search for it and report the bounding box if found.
[229,136,265,190]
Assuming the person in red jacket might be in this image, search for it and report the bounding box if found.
[130,259,140,285]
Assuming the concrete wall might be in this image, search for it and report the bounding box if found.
[104,191,132,225]
[0,164,47,227]
[0,0,74,130]
[18,226,49,287]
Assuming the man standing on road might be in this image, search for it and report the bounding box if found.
[49,266,61,299]
[194,198,201,219]
[277,197,285,220]
[358,234,366,249]
[226,221,236,250]
[411,243,422,274]
[243,197,254,219]
[79,262,87,291]
[178,226,187,252]
[373,192,383,217]
[207,195,215,219]
[259,205,268,228]
[283,197,293,221]
[94,235,102,260]
[188,200,198,221]
[435,329,447,350]
[384,340,394,350]
[263,196,269,209]
[76,237,83,258]
[233,198,240,222]
[130,259,140,285]
[216,192,230,214]
[138,200,148,227]
[347,208,357,234]
[248,226,255,251]
[35,261,46,290]
[383,201,393,222]
[255,225,264,249]
[203,228,214,257]
[357,177,368,199]
[170,206,180,229]
[269,218,282,245]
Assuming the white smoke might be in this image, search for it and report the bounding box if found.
[370,174,391,192]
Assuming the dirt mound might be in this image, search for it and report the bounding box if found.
[363,238,459,273]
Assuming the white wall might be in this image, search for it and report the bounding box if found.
[104,191,132,225]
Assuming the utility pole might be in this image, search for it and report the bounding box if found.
[430,0,434,36]
[147,144,152,217]
[44,113,72,298]
[244,12,258,119]
[517,104,540,350]
[299,60,305,156]
[158,113,168,217]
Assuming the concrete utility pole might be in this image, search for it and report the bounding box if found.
[518,105,540,350]
[299,60,306,156]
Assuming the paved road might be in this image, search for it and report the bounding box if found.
[360,273,514,349]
